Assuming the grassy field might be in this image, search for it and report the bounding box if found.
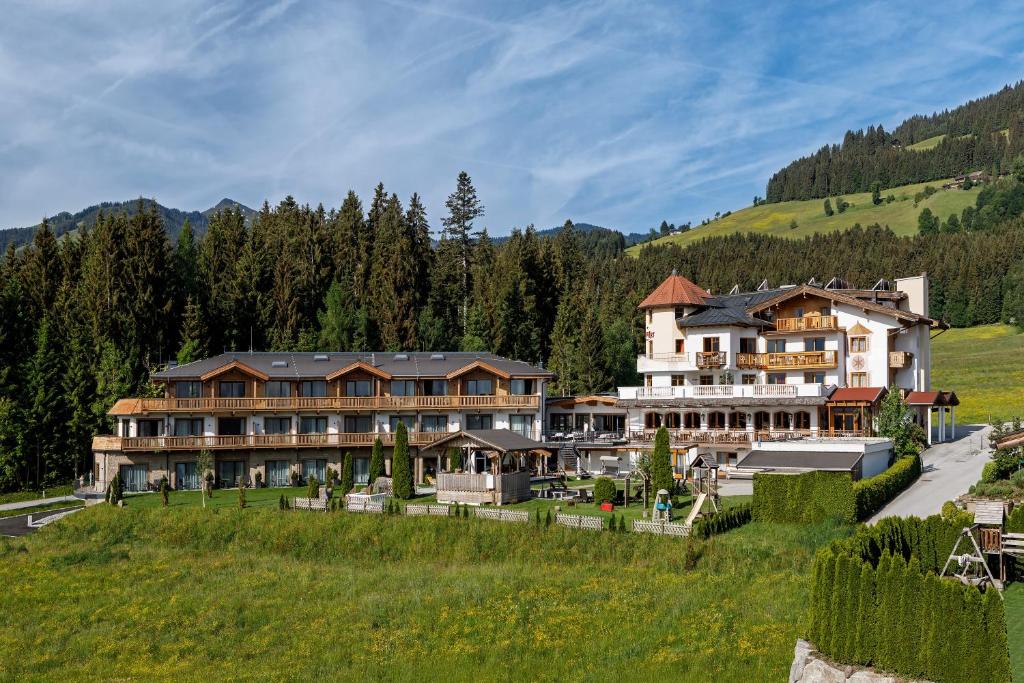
[931,323,1024,424]
[627,178,980,254]
[906,134,946,151]
[0,499,83,519]
[1006,583,1024,681]
[0,505,845,681]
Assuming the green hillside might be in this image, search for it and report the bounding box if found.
[931,323,1024,424]
[627,178,981,254]
[906,134,946,151]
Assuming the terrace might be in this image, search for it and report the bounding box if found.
[619,383,831,400]
[132,394,540,413]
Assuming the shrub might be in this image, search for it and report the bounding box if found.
[462,504,469,519]
[651,427,673,494]
[447,447,462,472]
[238,484,246,509]
[544,510,551,527]
[254,471,263,488]
[290,471,299,487]
[341,452,354,494]
[392,423,412,499]
[691,503,752,538]
[369,438,385,485]
[278,494,286,511]
[752,471,855,524]
[852,455,921,520]
[593,477,616,504]
[307,476,319,500]
[159,476,169,507]
[326,467,336,485]
[981,460,999,483]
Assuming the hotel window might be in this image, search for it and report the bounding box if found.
[301,380,328,397]
[343,415,372,433]
[708,411,726,429]
[702,337,720,352]
[174,418,203,436]
[218,417,246,435]
[767,339,786,353]
[353,458,370,485]
[510,379,534,395]
[739,338,757,354]
[300,416,328,434]
[302,459,327,483]
[465,379,493,396]
[741,374,757,385]
[390,380,416,396]
[344,379,371,397]
[421,415,448,433]
[265,381,291,398]
[389,415,415,432]
[510,415,531,437]
[671,375,686,386]
[850,372,869,388]
[698,375,713,385]
[423,380,448,396]
[550,414,573,430]
[767,373,786,385]
[466,414,493,430]
[175,462,199,490]
[819,306,831,316]
[120,418,130,437]
[266,460,290,488]
[674,339,685,354]
[804,371,825,384]
[794,411,811,430]
[218,381,245,398]
[645,374,653,387]
[264,417,291,435]
[175,381,201,398]
[804,337,825,352]
[849,336,868,353]
[137,419,161,437]
[793,307,804,318]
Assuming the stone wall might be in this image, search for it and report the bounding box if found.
[789,640,931,683]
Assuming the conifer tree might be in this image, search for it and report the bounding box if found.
[650,427,673,494]
[176,295,205,365]
[392,422,412,499]
[341,452,354,495]
[21,218,61,317]
[983,586,1011,682]
[447,446,462,472]
[369,437,385,485]
[25,316,68,486]
[368,194,417,350]
[441,171,484,332]
[853,562,876,665]
[318,280,362,352]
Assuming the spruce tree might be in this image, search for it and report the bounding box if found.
[176,295,205,365]
[651,427,673,494]
[25,316,67,486]
[368,194,417,350]
[441,171,484,333]
[392,422,412,499]
[369,437,385,485]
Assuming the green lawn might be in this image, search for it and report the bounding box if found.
[1006,583,1024,681]
[0,485,74,506]
[0,506,847,681]
[931,323,1024,424]
[0,499,84,519]
[627,178,980,254]
[906,134,946,151]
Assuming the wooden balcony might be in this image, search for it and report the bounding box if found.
[114,431,450,452]
[696,351,727,368]
[888,351,913,369]
[735,350,838,370]
[773,315,839,333]
[134,394,540,414]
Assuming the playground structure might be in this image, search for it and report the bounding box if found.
[940,500,1023,592]
[688,453,720,521]
[651,489,672,522]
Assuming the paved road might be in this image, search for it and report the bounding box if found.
[0,505,83,537]
[0,495,78,512]
[869,424,991,523]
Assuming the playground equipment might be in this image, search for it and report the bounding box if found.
[652,489,673,522]
[689,453,720,517]
[940,500,1020,592]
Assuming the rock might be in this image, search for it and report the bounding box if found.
[848,673,896,683]
[801,659,846,683]
[789,640,813,683]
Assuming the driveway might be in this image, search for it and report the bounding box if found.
[869,424,991,524]
[0,506,84,537]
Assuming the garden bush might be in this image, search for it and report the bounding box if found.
[852,455,921,520]
[752,471,855,524]
[341,452,354,495]
[691,503,752,539]
[306,476,319,500]
[808,514,1010,682]
[593,477,616,504]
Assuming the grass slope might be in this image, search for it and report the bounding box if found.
[906,134,946,151]
[931,324,1024,424]
[0,506,846,681]
[627,179,980,254]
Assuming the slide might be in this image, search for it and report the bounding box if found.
[684,493,706,526]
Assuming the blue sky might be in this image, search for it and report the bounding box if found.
[3,1,1024,234]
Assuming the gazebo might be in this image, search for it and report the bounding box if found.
[425,429,554,505]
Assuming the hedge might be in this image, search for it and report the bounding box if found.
[808,514,1010,682]
[752,471,856,524]
[852,454,922,521]
[691,503,752,539]
[593,477,617,504]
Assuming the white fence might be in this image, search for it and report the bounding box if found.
[632,520,691,537]
[346,493,387,513]
[405,504,452,517]
[474,508,530,523]
[555,513,604,531]
[292,497,328,512]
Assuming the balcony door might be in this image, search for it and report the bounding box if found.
[703,337,720,352]
[267,460,290,488]
[174,462,199,490]
[216,461,244,488]
[119,464,147,492]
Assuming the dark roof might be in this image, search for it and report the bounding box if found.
[829,387,886,404]
[153,352,553,380]
[677,306,766,328]
[423,429,555,453]
[738,449,862,472]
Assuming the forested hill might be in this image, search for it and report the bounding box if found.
[766,80,1024,202]
[0,197,256,252]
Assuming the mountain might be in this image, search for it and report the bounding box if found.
[0,197,256,253]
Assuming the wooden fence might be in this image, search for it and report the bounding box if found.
[292,497,328,512]
[405,504,452,517]
[632,520,691,537]
[474,508,530,523]
[555,513,604,531]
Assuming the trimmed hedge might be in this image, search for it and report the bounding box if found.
[593,477,617,504]
[691,503,752,539]
[809,514,1011,682]
[752,471,856,524]
[852,454,922,520]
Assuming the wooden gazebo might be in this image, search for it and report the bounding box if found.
[425,430,554,505]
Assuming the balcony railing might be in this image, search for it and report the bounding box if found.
[773,315,838,332]
[620,383,832,400]
[888,351,913,369]
[636,353,693,372]
[735,350,837,370]
[116,431,451,451]
[696,351,727,368]
[135,394,540,413]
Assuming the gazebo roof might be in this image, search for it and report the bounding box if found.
[424,429,555,454]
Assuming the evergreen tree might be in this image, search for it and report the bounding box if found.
[917,207,940,234]
[25,317,68,486]
[369,437,385,485]
[823,198,834,216]
[983,586,1011,682]
[176,295,205,365]
[341,452,354,494]
[870,180,882,205]
[650,427,673,494]
[447,446,462,472]
[392,422,412,499]
[368,194,417,350]
[441,171,485,333]
[853,562,875,665]
[318,280,363,351]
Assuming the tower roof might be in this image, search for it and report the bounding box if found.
[638,271,708,309]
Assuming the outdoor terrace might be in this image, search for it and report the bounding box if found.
[133,394,540,413]
[619,383,831,400]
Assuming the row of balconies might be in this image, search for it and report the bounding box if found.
[135,394,540,413]
[101,431,455,452]
[620,383,833,400]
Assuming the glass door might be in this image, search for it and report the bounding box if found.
[267,460,290,488]
[217,461,245,488]
[175,462,199,490]
[119,464,147,492]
